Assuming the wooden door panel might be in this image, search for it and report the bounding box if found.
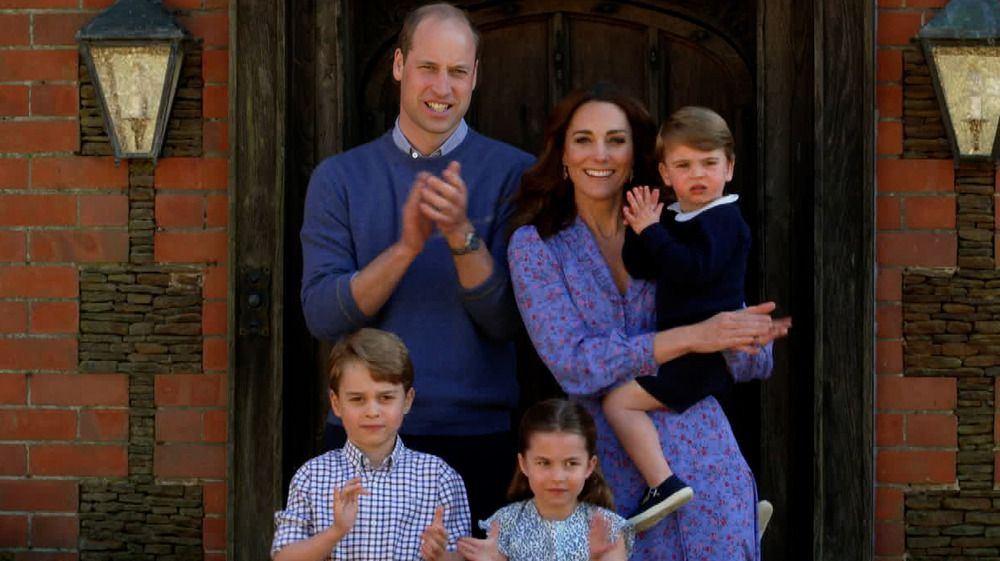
[568,17,648,103]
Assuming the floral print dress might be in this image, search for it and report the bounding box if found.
[508,218,771,561]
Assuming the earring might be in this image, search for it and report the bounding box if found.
[563,165,568,180]
[628,168,634,182]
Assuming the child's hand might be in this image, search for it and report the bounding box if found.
[420,505,451,561]
[623,186,663,234]
[456,520,507,561]
[588,514,625,561]
[332,478,369,535]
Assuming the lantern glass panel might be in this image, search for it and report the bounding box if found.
[90,44,171,155]
[931,44,1000,157]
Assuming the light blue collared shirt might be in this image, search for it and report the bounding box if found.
[391,117,468,159]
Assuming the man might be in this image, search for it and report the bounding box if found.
[300,2,534,529]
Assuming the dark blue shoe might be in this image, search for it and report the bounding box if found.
[626,475,693,532]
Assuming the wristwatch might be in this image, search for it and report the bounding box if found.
[449,230,481,255]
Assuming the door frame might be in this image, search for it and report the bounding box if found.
[228,0,874,559]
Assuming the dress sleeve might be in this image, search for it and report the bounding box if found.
[508,226,658,397]
[724,340,775,383]
[439,465,472,550]
[478,503,518,558]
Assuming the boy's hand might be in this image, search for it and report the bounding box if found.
[456,520,507,561]
[332,478,369,535]
[420,505,450,561]
[623,186,663,234]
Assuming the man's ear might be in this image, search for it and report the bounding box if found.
[392,48,404,82]
[329,390,343,419]
[471,60,479,90]
[403,387,415,414]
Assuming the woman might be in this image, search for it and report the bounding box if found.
[507,83,786,560]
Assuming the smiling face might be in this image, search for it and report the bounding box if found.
[659,143,734,213]
[563,101,634,211]
[330,361,415,465]
[517,430,597,520]
[392,15,478,156]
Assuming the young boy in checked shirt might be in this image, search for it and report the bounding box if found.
[271,328,471,561]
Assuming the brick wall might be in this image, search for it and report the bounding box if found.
[0,1,229,560]
[876,0,1000,559]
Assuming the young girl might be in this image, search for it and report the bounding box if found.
[457,399,634,561]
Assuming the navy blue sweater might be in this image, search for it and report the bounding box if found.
[300,131,534,435]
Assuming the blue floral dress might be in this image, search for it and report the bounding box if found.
[479,500,634,560]
[508,219,772,561]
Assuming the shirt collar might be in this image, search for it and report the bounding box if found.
[392,117,468,159]
[667,193,739,222]
[342,436,408,472]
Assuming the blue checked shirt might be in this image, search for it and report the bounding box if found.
[271,437,471,560]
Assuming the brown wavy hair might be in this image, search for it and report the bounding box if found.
[328,328,414,393]
[509,82,659,239]
[506,398,616,511]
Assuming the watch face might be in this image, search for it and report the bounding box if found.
[466,231,480,250]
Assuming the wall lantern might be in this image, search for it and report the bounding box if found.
[919,0,1000,163]
[77,0,190,161]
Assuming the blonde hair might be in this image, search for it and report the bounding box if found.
[506,399,615,510]
[328,328,414,393]
[657,106,735,162]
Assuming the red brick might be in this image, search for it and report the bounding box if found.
[877,121,903,155]
[79,194,129,226]
[907,413,956,447]
[877,196,901,229]
[0,0,76,6]
[996,452,1000,482]
[0,480,78,512]
[0,158,29,189]
[32,85,79,117]
[82,0,115,6]
[0,266,78,298]
[878,0,902,7]
[878,49,903,82]
[32,157,128,189]
[0,373,27,405]
[905,196,955,229]
[204,516,226,551]
[202,49,229,83]
[203,409,226,443]
[0,50,77,82]
[79,409,128,441]
[877,339,903,375]
[13,552,80,561]
[155,443,226,479]
[876,304,901,338]
[33,374,128,406]
[877,140,941,184]
[30,444,126,476]
[33,13,95,46]
[156,194,204,228]
[156,409,203,442]
[0,85,29,116]
[155,231,227,263]
[204,337,226,371]
[203,85,228,118]
[30,302,77,335]
[31,230,129,263]
[877,449,954,483]
[877,11,928,46]
[878,85,903,118]
[204,554,226,561]
[166,0,203,8]
[156,374,226,406]
[874,521,905,556]
[203,482,226,514]
[878,376,956,410]
[0,514,28,547]
[204,0,227,9]
[0,194,75,226]
[154,158,228,190]
[203,300,226,336]
[180,12,229,47]
[31,515,77,549]
[0,121,79,154]
[203,121,229,155]
[0,444,26,474]
[877,232,956,266]
[0,338,76,371]
[0,301,28,334]
[877,267,902,302]
[0,14,29,46]
[876,486,904,520]
[206,194,228,227]
[907,0,949,7]
[877,412,903,447]
[0,408,76,440]
[0,231,27,261]
[203,266,227,299]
